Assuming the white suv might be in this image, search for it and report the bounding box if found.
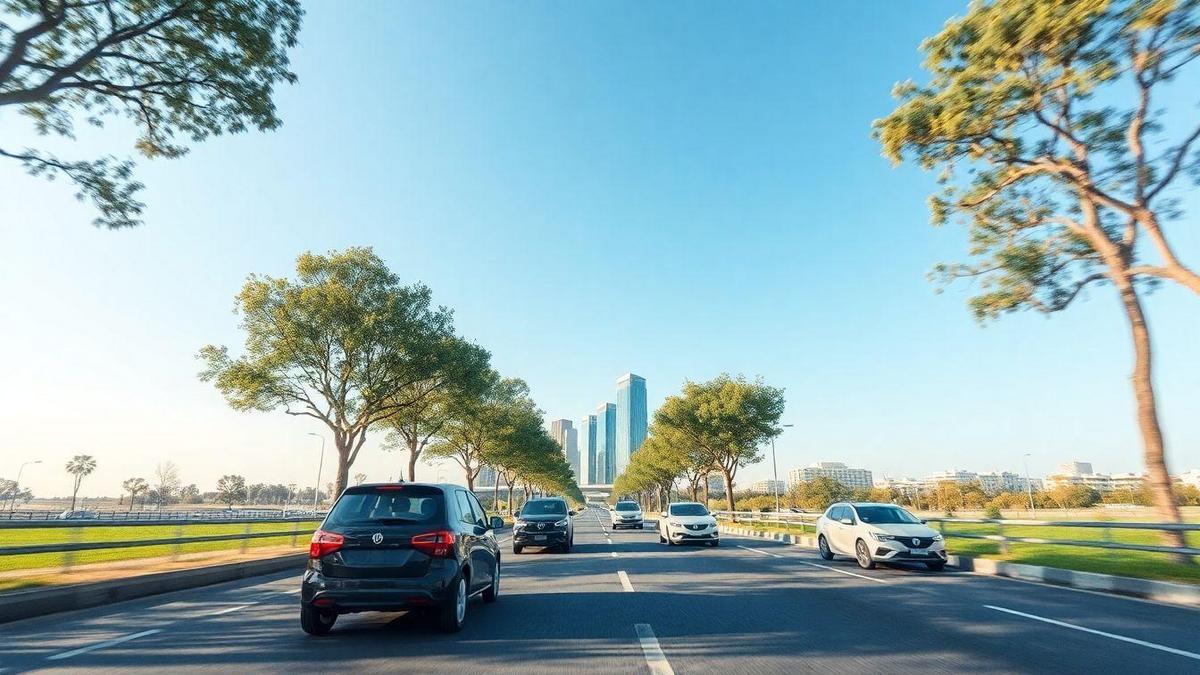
[816,502,946,570]
[610,501,644,530]
[658,502,719,546]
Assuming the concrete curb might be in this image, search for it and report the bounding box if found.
[719,524,1200,609]
[0,553,308,624]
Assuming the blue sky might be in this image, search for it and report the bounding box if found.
[2,1,1197,498]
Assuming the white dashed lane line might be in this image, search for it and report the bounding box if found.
[46,629,162,661]
[618,570,635,592]
[635,623,676,674]
[985,605,1200,661]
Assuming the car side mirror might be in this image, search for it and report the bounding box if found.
[839,518,854,525]
[490,516,505,530]
[920,519,928,524]
[569,510,577,516]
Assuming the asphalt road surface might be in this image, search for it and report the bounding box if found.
[2,506,1198,673]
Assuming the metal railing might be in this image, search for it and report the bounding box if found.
[713,510,1200,559]
[2,508,327,522]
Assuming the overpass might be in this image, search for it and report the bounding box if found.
[577,483,615,503]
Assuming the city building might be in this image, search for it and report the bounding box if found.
[788,462,873,490]
[476,465,497,488]
[595,403,616,484]
[874,476,925,497]
[1045,461,1144,493]
[615,373,648,478]
[748,479,788,495]
[579,414,597,484]
[976,471,1042,493]
[924,469,979,484]
[549,419,579,481]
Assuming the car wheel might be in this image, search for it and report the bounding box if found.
[483,564,500,603]
[300,604,337,636]
[659,533,666,544]
[925,560,946,571]
[818,535,834,561]
[512,544,523,554]
[436,574,467,633]
[854,539,876,570]
[710,539,719,547]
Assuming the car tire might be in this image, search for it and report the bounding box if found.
[300,604,337,636]
[436,574,467,633]
[854,539,876,570]
[483,564,500,603]
[512,544,523,554]
[659,533,666,544]
[817,535,835,561]
[925,560,946,571]
[710,539,719,547]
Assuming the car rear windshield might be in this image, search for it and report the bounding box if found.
[855,506,921,525]
[522,499,567,516]
[615,502,640,511]
[669,503,708,516]
[324,486,444,526]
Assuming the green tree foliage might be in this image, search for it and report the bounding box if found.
[0,0,303,228]
[875,0,1200,546]
[199,248,462,497]
[652,374,785,511]
[64,454,96,511]
[1,478,34,512]
[216,474,247,508]
[121,476,148,512]
[787,477,853,511]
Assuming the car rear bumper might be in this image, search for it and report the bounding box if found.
[513,529,568,546]
[301,566,457,613]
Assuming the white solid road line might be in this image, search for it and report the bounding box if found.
[47,629,163,661]
[738,543,887,584]
[618,570,635,592]
[208,603,254,616]
[984,605,1200,661]
[635,623,676,675]
[279,587,302,595]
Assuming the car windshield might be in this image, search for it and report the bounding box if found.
[855,506,921,525]
[669,503,708,516]
[522,499,567,516]
[324,486,443,526]
[615,502,639,511]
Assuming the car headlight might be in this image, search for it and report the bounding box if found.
[514,520,527,529]
[669,521,684,527]
[554,518,568,527]
[932,533,943,541]
[870,532,897,541]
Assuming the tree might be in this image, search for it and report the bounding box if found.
[353,472,367,486]
[64,454,96,511]
[875,0,1200,551]
[180,483,202,504]
[381,337,491,482]
[121,477,148,512]
[216,474,247,508]
[1,478,33,513]
[199,247,461,497]
[787,477,853,511]
[653,374,785,511]
[152,461,181,505]
[0,0,303,229]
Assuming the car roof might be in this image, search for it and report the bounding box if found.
[667,501,704,506]
[835,502,902,508]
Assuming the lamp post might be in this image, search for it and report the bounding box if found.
[9,460,41,515]
[307,433,325,512]
[770,424,794,513]
[1023,453,1036,515]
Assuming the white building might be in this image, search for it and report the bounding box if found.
[977,471,1043,493]
[789,462,873,490]
[925,469,979,484]
[1046,461,1144,493]
[748,479,788,495]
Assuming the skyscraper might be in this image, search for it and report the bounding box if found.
[615,373,647,477]
[549,419,579,482]
[595,402,617,484]
[579,414,597,484]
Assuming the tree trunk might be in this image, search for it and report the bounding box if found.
[1115,280,1188,560]
[333,438,351,501]
[70,479,80,511]
[406,437,420,482]
[703,475,710,505]
[722,469,735,512]
[506,483,515,516]
[493,477,500,511]
[465,465,475,492]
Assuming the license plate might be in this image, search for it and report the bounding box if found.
[909,549,924,556]
[534,535,547,541]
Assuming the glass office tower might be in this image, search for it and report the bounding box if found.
[579,414,597,484]
[595,402,616,484]
[615,373,647,478]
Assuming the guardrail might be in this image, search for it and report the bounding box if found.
[713,510,1200,559]
[2,508,327,522]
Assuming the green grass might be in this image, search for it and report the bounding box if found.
[717,516,1200,585]
[0,521,321,573]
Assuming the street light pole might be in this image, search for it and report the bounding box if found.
[1023,453,1035,515]
[771,424,794,513]
[308,433,325,512]
[9,460,41,515]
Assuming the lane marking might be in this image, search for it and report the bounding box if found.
[984,605,1200,661]
[47,629,162,661]
[279,587,302,595]
[618,570,635,592]
[738,545,782,558]
[634,623,675,675]
[611,551,619,558]
[208,603,253,616]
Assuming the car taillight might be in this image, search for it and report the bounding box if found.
[309,529,344,558]
[411,530,456,558]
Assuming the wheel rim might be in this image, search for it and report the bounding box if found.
[455,578,466,623]
[820,538,828,555]
[856,541,869,566]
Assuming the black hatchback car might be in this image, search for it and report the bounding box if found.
[300,483,504,635]
[512,497,575,553]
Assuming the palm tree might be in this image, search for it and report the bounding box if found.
[65,455,97,511]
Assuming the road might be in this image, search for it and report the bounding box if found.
[1,506,1198,673]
